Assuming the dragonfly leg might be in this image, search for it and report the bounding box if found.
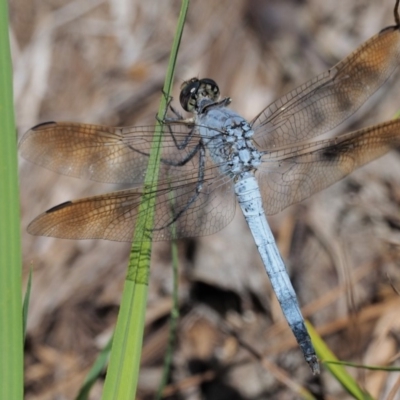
[161,142,201,167]
[155,89,178,122]
[165,123,198,150]
[157,89,186,122]
[160,113,194,125]
[161,89,174,119]
[124,131,200,167]
[154,103,197,150]
[161,88,172,103]
[167,104,184,120]
[153,144,206,232]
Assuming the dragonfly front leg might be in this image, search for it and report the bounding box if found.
[158,88,176,121]
[155,106,197,151]
[166,102,184,121]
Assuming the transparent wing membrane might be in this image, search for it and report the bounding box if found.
[19,121,212,185]
[27,153,236,242]
[252,26,400,149]
[257,119,400,215]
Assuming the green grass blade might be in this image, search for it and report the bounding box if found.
[156,239,179,399]
[101,1,190,399]
[75,335,113,400]
[306,321,373,400]
[22,267,33,339]
[102,282,148,399]
[0,0,24,399]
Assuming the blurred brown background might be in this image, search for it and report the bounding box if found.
[13,0,400,398]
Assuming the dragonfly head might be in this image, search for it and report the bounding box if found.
[180,78,220,112]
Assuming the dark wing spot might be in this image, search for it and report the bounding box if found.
[321,146,341,160]
[31,121,57,131]
[321,141,354,161]
[379,25,399,34]
[46,201,72,213]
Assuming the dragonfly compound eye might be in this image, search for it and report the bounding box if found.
[180,78,220,112]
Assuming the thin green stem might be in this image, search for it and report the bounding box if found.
[155,240,179,400]
[101,1,190,399]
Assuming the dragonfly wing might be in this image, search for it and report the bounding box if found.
[27,155,236,241]
[252,25,400,150]
[256,119,400,215]
[19,121,203,185]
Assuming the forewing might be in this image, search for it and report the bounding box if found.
[256,119,400,215]
[19,121,202,184]
[252,25,400,149]
[27,153,236,242]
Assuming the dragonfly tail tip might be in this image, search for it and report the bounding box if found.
[307,355,320,375]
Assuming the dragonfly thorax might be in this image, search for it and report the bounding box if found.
[224,117,262,176]
[197,104,262,178]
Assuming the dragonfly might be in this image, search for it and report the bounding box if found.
[20,1,400,374]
